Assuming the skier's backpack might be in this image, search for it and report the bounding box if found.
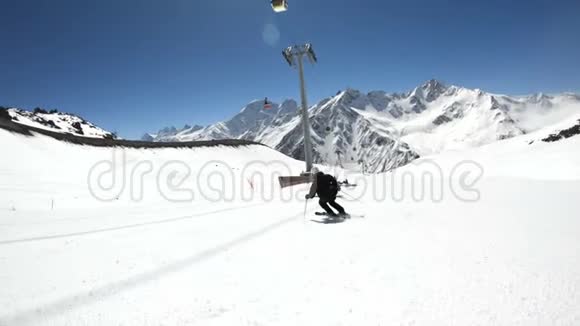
[318,173,339,197]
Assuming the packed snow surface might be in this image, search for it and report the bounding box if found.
[1,128,579,325]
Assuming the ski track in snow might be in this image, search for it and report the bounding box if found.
[0,202,269,246]
[0,208,307,326]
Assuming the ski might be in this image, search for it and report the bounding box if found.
[314,212,365,218]
[278,175,311,188]
[310,217,346,224]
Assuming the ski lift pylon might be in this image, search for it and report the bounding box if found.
[271,0,288,13]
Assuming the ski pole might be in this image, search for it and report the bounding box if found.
[341,189,366,204]
[303,198,309,220]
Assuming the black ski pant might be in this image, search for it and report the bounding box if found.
[319,196,345,215]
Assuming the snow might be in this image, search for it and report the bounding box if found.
[1,128,580,325]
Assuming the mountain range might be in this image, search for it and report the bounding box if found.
[143,80,580,173]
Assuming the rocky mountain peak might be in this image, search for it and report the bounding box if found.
[142,81,580,173]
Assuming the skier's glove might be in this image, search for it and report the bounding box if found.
[305,194,312,200]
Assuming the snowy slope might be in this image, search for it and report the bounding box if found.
[145,81,580,173]
[5,108,115,139]
[1,126,580,325]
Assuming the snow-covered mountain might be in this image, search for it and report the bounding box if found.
[145,80,580,172]
[141,124,204,142]
[3,107,115,139]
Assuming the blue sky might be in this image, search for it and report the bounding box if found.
[1,0,579,139]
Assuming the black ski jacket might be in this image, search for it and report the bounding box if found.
[308,172,339,199]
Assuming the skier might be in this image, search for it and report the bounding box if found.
[305,168,348,218]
